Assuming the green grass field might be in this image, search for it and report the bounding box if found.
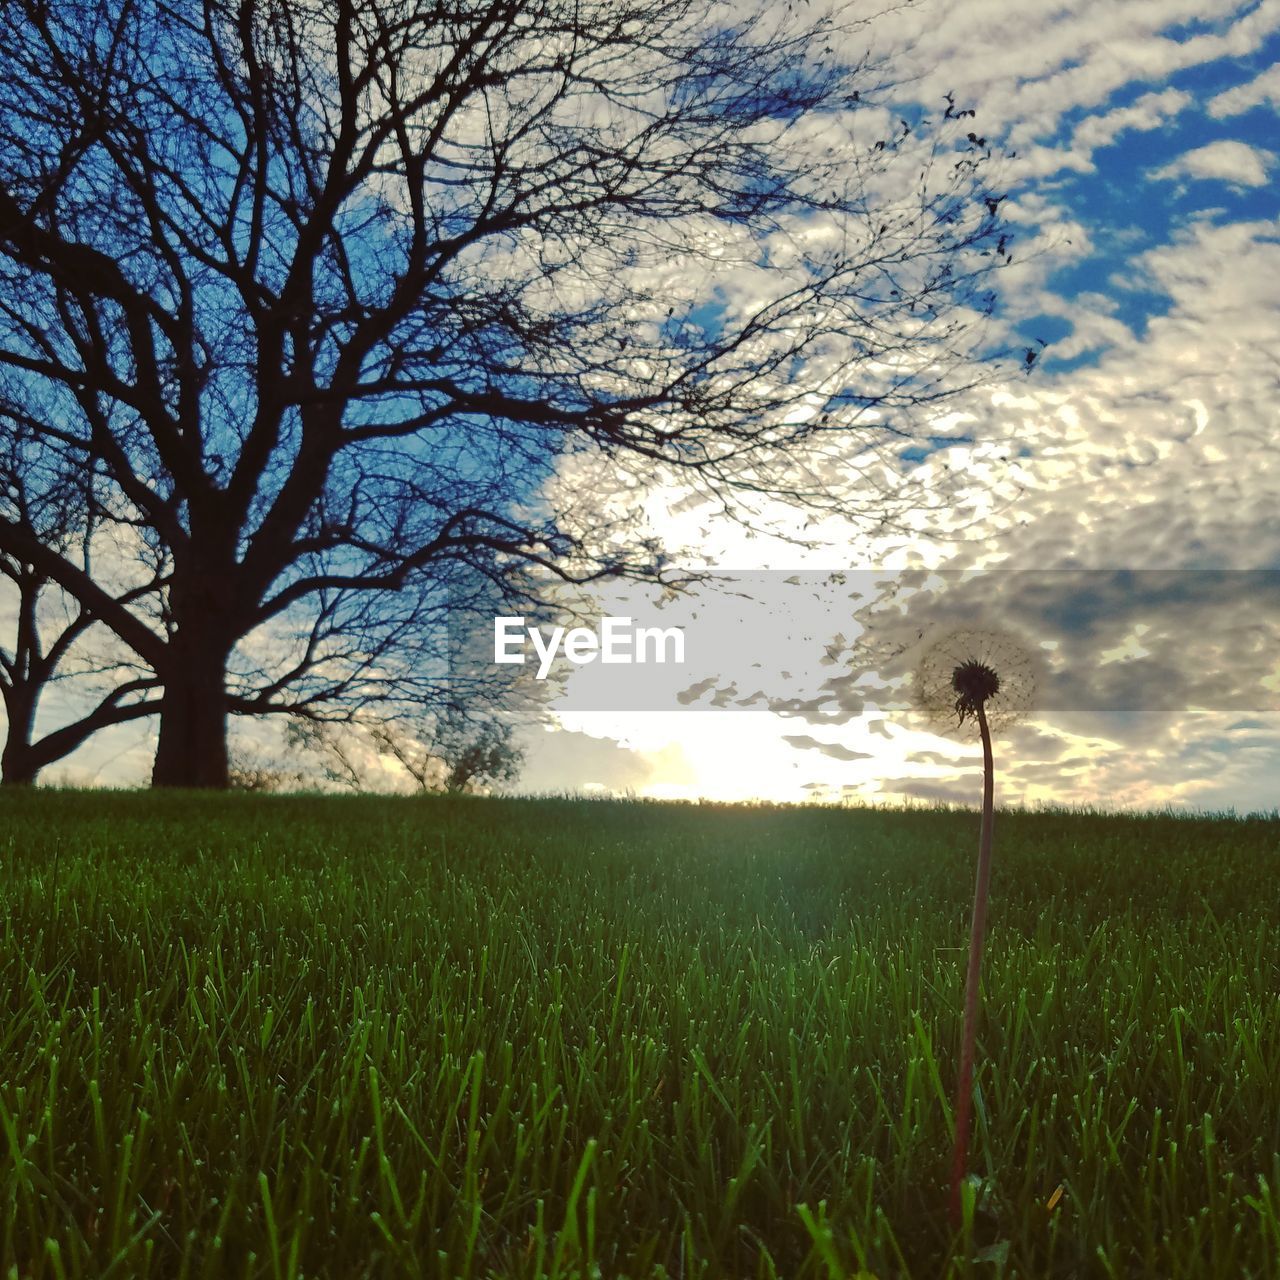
[1,791,1277,1278]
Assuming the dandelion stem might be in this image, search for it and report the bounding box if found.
[949,698,995,1229]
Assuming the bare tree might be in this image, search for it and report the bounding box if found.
[282,719,372,791]
[437,717,523,794]
[0,429,161,784]
[369,709,524,793]
[287,708,524,794]
[0,0,1011,787]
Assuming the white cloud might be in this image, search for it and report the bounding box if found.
[874,0,1280,150]
[531,197,1280,808]
[1072,87,1193,153]
[1149,138,1276,187]
[1208,60,1280,116]
[525,2,1280,808]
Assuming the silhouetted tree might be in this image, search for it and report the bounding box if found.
[283,647,534,794]
[368,712,524,793]
[0,429,161,784]
[0,0,1010,787]
[439,718,523,794]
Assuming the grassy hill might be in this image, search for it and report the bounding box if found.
[1,790,1277,1277]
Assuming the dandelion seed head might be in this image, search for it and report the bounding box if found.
[914,628,1037,736]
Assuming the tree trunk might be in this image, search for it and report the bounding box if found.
[1,687,39,786]
[1,748,38,785]
[151,631,231,789]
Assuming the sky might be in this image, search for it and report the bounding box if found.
[42,0,1280,810]
[512,0,1280,812]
